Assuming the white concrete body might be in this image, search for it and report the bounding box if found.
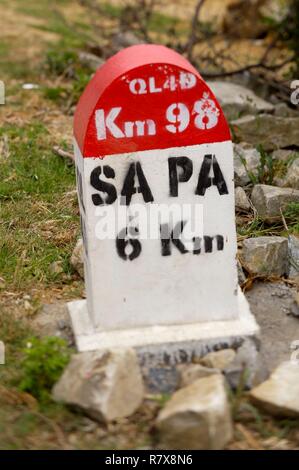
[69,291,258,358]
[74,139,243,328]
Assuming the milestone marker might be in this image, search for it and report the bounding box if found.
[70,44,258,358]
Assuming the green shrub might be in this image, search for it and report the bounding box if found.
[19,337,71,402]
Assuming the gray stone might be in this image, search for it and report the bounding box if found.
[231,114,299,151]
[288,235,299,279]
[156,375,233,450]
[200,349,236,370]
[78,51,104,72]
[207,81,274,120]
[52,348,144,423]
[33,303,72,342]
[246,281,299,372]
[237,260,246,285]
[250,362,299,417]
[274,102,299,118]
[223,0,287,39]
[0,276,5,289]
[251,184,299,222]
[241,236,289,277]
[111,31,143,52]
[290,292,299,318]
[49,260,64,275]
[235,186,251,211]
[272,149,295,163]
[70,238,84,278]
[178,363,220,388]
[224,339,269,390]
[143,366,179,394]
[283,158,299,190]
[233,143,261,187]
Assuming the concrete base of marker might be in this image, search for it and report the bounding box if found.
[69,289,259,365]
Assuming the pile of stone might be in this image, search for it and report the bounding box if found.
[51,342,299,449]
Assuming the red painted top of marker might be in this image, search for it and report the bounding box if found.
[74,44,230,158]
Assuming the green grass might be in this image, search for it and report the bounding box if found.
[0,122,79,289]
[101,2,181,33]
[0,0,94,81]
[43,48,92,107]
[237,216,284,238]
[19,337,71,402]
[284,202,299,233]
[14,0,93,49]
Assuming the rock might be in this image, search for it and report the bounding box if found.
[156,375,233,449]
[274,102,299,118]
[200,0,237,32]
[224,339,268,390]
[241,236,289,277]
[288,235,299,279]
[178,363,220,388]
[233,143,261,186]
[49,260,64,275]
[24,300,32,312]
[0,340,4,364]
[200,349,236,370]
[208,81,273,120]
[143,366,179,394]
[251,184,299,222]
[283,158,299,190]
[231,115,299,151]
[237,260,246,285]
[0,277,5,289]
[250,362,299,417]
[70,238,84,278]
[111,31,143,52]
[246,281,299,372]
[33,303,73,343]
[78,51,104,72]
[271,149,295,163]
[235,186,251,211]
[223,0,285,39]
[290,292,299,318]
[259,0,289,24]
[52,348,144,423]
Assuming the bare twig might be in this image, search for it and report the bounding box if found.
[78,0,103,15]
[184,0,206,61]
[236,423,265,450]
[280,207,289,233]
[52,145,75,163]
[120,0,156,42]
[31,411,70,450]
[202,56,295,79]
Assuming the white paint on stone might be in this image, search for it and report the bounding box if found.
[69,289,258,355]
[74,140,240,330]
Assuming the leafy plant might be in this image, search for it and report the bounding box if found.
[19,337,71,402]
[256,145,274,185]
[237,144,274,186]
